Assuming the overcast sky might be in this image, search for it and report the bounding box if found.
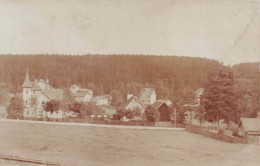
[0,0,259,65]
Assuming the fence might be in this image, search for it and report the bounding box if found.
[186,126,247,144]
[22,117,186,128]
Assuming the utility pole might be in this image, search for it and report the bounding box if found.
[174,108,176,128]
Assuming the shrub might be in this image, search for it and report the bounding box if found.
[218,129,224,134]
[232,128,239,137]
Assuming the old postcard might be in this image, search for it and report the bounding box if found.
[0,0,259,165]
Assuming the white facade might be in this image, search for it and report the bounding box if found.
[71,85,93,103]
[91,96,109,105]
[140,88,156,105]
[22,69,63,119]
[124,97,146,114]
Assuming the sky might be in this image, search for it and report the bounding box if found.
[0,0,259,65]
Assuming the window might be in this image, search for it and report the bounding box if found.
[26,100,27,105]
[26,90,28,94]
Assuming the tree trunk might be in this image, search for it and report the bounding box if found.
[217,116,219,130]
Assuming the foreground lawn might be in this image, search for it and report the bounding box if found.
[0,121,259,166]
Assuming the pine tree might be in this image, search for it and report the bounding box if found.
[202,67,237,128]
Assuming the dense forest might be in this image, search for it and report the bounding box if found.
[0,55,222,99]
[232,62,260,79]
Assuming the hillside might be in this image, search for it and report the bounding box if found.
[0,54,221,99]
[232,62,260,79]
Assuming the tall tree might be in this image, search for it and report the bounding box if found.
[110,90,123,107]
[144,105,159,122]
[6,95,23,119]
[183,89,196,124]
[0,89,10,107]
[202,67,237,128]
[30,95,38,119]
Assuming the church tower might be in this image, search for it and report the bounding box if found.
[22,68,32,107]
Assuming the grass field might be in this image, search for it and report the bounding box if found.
[0,121,259,166]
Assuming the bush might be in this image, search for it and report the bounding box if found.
[144,105,159,122]
[232,128,239,137]
[218,129,224,134]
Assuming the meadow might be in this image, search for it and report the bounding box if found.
[0,121,259,166]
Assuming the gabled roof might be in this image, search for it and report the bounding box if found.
[98,105,117,115]
[153,101,167,110]
[32,84,42,91]
[140,88,156,99]
[240,118,260,132]
[42,89,63,101]
[22,70,32,88]
[118,96,145,109]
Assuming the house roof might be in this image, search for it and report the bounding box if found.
[118,96,145,109]
[98,105,117,115]
[92,96,108,100]
[22,70,32,88]
[32,84,42,91]
[43,89,63,101]
[140,88,155,99]
[74,90,92,97]
[153,101,167,110]
[240,118,260,132]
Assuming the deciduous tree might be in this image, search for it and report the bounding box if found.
[6,95,23,119]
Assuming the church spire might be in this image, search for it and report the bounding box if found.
[22,67,32,88]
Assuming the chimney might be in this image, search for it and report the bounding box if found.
[35,79,38,83]
[46,78,49,84]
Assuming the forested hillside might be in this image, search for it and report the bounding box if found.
[0,55,221,100]
[232,62,259,79]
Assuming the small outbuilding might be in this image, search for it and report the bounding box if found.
[153,101,171,122]
[240,118,260,144]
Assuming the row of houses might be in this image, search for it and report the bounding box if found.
[18,69,260,144]
[22,69,173,121]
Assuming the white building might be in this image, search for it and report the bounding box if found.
[22,69,63,119]
[139,88,156,106]
[70,85,93,102]
[91,96,109,105]
[118,94,146,114]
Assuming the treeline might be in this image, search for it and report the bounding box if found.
[232,62,259,79]
[0,54,221,100]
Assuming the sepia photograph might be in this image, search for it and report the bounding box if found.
[0,0,259,165]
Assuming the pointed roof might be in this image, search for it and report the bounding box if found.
[153,101,166,110]
[140,88,156,99]
[42,89,63,100]
[22,68,32,88]
[118,96,146,109]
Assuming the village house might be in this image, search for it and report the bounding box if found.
[70,85,93,102]
[153,101,171,122]
[156,99,172,107]
[139,88,156,106]
[98,105,117,119]
[194,88,204,106]
[118,94,146,114]
[240,114,260,144]
[91,96,109,105]
[183,88,204,125]
[22,69,63,119]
